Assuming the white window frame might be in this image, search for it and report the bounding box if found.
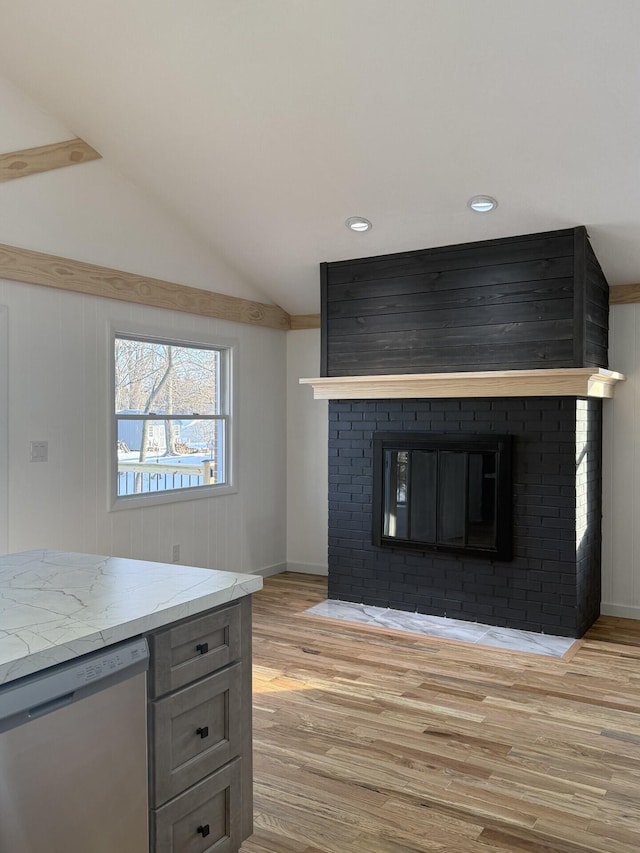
[109,323,238,511]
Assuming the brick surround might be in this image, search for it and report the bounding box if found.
[328,396,602,638]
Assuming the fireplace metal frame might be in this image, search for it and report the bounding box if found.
[372,432,513,561]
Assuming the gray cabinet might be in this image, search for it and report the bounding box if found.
[150,605,243,696]
[152,760,242,853]
[147,596,253,852]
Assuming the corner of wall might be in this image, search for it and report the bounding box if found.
[285,329,328,573]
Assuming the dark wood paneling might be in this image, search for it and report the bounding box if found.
[327,345,575,376]
[327,230,574,285]
[584,240,610,368]
[328,319,575,352]
[326,257,574,303]
[587,259,609,294]
[320,262,329,375]
[327,277,573,319]
[585,299,609,330]
[573,227,587,367]
[327,320,575,375]
[328,299,573,337]
[584,342,608,369]
[321,227,610,376]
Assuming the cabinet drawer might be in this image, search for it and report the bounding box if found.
[150,603,242,697]
[152,758,242,853]
[151,663,242,806]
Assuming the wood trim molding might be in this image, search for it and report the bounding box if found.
[289,314,320,330]
[610,283,640,305]
[0,138,101,182]
[300,368,626,400]
[0,242,291,330]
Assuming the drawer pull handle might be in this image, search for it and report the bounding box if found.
[196,642,209,655]
[197,824,210,838]
[196,726,209,739]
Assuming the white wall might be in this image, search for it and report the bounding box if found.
[0,278,286,573]
[0,76,270,304]
[0,75,286,573]
[602,303,640,617]
[286,330,328,574]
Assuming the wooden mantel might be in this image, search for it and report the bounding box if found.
[300,368,626,400]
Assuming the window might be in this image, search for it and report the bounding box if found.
[112,333,233,506]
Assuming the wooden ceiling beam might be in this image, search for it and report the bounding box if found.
[0,242,291,330]
[609,283,640,304]
[289,314,320,330]
[0,138,101,182]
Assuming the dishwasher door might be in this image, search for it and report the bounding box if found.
[0,638,149,853]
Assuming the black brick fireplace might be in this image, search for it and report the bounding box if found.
[317,227,612,638]
[328,396,601,638]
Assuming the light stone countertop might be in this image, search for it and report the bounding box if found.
[0,550,263,686]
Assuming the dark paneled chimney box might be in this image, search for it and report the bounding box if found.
[321,227,609,638]
[321,226,608,376]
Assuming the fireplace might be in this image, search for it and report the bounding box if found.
[307,227,618,638]
[327,396,603,638]
[373,432,513,561]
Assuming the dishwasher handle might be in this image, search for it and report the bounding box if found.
[28,691,76,720]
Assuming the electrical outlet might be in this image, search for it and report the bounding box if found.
[171,544,180,563]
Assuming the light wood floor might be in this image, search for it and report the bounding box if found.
[240,574,640,853]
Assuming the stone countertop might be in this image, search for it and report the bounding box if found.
[0,550,263,686]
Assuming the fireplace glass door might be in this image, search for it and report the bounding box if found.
[374,433,512,560]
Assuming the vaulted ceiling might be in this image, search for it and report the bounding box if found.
[0,1,638,314]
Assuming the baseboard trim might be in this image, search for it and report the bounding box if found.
[251,563,287,578]
[600,602,640,620]
[286,562,328,576]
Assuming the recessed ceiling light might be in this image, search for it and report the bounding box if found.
[346,216,372,232]
[468,195,498,213]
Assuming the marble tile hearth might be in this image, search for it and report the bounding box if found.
[305,600,576,657]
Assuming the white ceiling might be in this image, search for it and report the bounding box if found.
[0,0,638,315]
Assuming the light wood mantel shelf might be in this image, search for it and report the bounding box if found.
[300,368,626,400]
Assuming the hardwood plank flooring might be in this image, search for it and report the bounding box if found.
[241,574,640,853]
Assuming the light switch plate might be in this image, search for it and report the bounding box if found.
[30,441,48,462]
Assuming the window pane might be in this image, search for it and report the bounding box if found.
[115,338,221,416]
[409,450,436,543]
[383,450,408,539]
[467,452,497,548]
[437,452,466,546]
[116,418,225,496]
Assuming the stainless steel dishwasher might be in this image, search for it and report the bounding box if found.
[0,637,149,853]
